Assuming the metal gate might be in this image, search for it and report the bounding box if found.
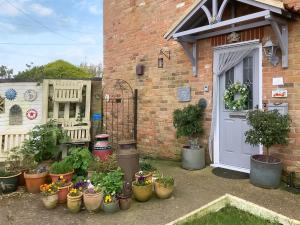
[102,79,137,148]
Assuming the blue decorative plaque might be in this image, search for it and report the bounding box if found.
[177,86,191,102]
[92,113,102,121]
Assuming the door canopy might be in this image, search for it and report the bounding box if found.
[165,0,293,75]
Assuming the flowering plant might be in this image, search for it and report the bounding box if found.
[73,180,89,191]
[135,175,152,186]
[55,176,71,188]
[68,188,81,197]
[104,194,113,204]
[40,183,58,196]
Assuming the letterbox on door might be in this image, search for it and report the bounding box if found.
[267,103,288,115]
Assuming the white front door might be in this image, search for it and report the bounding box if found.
[218,48,260,171]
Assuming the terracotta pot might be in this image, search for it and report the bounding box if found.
[0,172,21,194]
[67,192,83,213]
[132,182,152,202]
[154,181,174,199]
[58,183,72,204]
[119,196,132,210]
[49,170,74,183]
[19,169,28,186]
[135,171,153,182]
[83,191,103,212]
[41,193,58,209]
[24,171,48,194]
[102,200,119,213]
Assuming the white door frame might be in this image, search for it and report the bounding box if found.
[211,40,263,173]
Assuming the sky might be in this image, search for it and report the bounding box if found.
[0,0,103,73]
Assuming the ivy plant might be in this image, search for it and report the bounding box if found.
[245,110,291,158]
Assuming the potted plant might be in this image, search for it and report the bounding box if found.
[40,183,59,209]
[132,174,152,202]
[100,168,124,213]
[154,175,174,199]
[245,110,291,189]
[83,184,103,213]
[56,176,73,203]
[49,160,74,183]
[24,164,48,194]
[173,104,206,170]
[118,182,132,210]
[5,147,27,186]
[67,188,83,213]
[0,169,21,194]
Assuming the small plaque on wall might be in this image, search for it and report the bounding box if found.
[177,86,191,102]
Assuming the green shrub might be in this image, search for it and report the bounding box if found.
[88,154,118,173]
[98,168,124,196]
[0,169,14,177]
[173,104,205,141]
[21,120,69,162]
[64,147,93,176]
[50,160,73,174]
[245,110,291,157]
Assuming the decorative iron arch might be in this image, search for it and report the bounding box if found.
[9,104,23,125]
[102,79,137,148]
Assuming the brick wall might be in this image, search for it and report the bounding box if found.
[104,0,300,171]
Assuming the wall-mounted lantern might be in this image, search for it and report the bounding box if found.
[158,49,170,68]
[136,64,144,76]
[263,39,279,67]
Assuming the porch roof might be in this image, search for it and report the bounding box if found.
[164,0,292,75]
[164,0,286,40]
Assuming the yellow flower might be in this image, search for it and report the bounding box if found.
[59,176,64,179]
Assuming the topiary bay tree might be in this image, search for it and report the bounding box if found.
[245,109,291,188]
[173,104,206,170]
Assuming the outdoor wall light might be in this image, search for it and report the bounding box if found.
[263,39,279,67]
[158,49,170,68]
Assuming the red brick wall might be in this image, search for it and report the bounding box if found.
[104,0,300,172]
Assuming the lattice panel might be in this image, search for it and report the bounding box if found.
[0,96,4,113]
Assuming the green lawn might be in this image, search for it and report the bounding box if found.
[177,206,280,225]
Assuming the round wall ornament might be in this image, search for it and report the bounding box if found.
[24,89,37,102]
[26,109,38,120]
[224,82,249,111]
[5,88,17,101]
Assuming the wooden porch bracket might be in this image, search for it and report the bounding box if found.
[266,15,289,68]
[178,40,198,76]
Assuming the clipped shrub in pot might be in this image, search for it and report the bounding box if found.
[49,160,74,183]
[245,110,291,189]
[40,183,59,209]
[0,169,21,194]
[173,104,206,170]
[154,175,174,199]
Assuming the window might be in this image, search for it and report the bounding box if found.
[0,96,4,114]
[9,105,22,125]
[243,56,254,110]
